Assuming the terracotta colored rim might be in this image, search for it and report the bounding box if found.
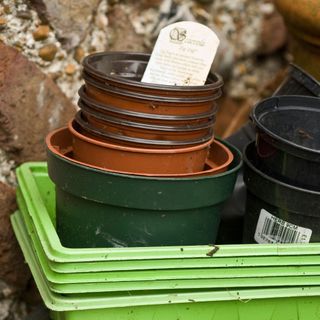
[78,102,216,132]
[47,126,232,177]
[78,85,219,121]
[69,119,214,154]
[207,140,234,173]
[82,71,222,104]
[74,113,214,147]
[82,51,224,92]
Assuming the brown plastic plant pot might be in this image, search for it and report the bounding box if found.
[74,112,214,149]
[77,104,216,141]
[83,73,221,116]
[47,126,233,178]
[81,112,214,142]
[68,119,213,174]
[78,86,218,126]
[82,52,224,97]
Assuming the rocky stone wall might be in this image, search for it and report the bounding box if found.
[0,0,287,318]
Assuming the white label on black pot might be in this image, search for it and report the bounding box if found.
[141,21,220,86]
[254,209,312,244]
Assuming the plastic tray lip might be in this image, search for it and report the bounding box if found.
[17,193,320,293]
[21,190,320,273]
[16,162,320,264]
[11,210,320,312]
[17,200,320,288]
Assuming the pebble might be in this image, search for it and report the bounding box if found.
[65,63,76,75]
[16,10,32,20]
[33,25,50,41]
[74,47,85,63]
[3,5,11,14]
[244,75,258,88]
[0,17,7,27]
[235,63,247,76]
[38,44,58,61]
[96,14,108,30]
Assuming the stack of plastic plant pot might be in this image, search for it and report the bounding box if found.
[71,51,225,175]
[38,51,244,249]
[242,64,320,244]
[11,161,320,320]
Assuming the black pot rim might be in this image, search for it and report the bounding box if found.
[82,71,222,104]
[290,63,320,96]
[78,101,216,132]
[273,64,320,97]
[78,85,219,121]
[251,95,320,158]
[243,141,320,196]
[82,51,224,92]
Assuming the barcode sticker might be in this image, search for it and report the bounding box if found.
[254,209,312,244]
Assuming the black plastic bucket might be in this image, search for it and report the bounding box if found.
[243,142,320,244]
[251,95,320,191]
[273,64,320,97]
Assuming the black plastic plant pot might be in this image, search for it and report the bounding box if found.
[251,95,320,191]
[243,142,320,244]
[46,132,242,248]
[273,64,320,97]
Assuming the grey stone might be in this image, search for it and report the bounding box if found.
[29,0,102,50]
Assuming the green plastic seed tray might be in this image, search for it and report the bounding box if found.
[11,211,320,320]
[16,163,320,272]
[20,210,320,296]
[18,188,320,275]
[15,170,320,296]
[17,204,320,295]
[18,188,320,281]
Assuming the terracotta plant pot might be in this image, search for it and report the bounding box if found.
[77,106,215,142]
[82,52,223,97]
[274,0,320,80]
[46,126,233,177]
[78,86,218,126]
[83,73,221,116]
[74,112,214,149]
[69,120,213,174]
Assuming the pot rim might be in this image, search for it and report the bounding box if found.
[251,95,320,157]
[82,71,222,104]
[69,119,214,153]
[46,126,241,180]
[273,63,320,97]
[289,64,320,96]
[82,51,224,92]
[75,113,214,146]
[78,85,219,121]
[78,103,216,132]
[243,142,320,196]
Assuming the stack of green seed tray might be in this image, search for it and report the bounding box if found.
[11,162,320,320]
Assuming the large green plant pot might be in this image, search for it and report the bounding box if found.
[46,130,242,248]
